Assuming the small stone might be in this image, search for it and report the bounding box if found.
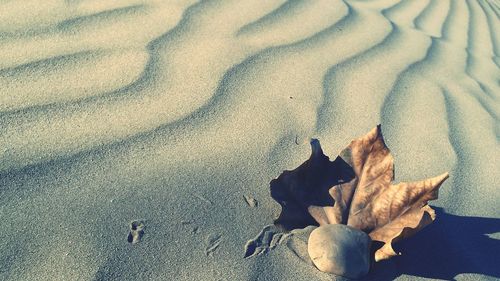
[308,224,371,279]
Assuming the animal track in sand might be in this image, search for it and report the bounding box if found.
[192,193,213,205]
[205,234,222,256]
[127,220,145,244]
[181,220,200,234]
[243,195,258,208]
[244,225,288,258]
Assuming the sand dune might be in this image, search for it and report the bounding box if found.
[0,0,498,280]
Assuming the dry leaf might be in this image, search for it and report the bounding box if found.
[270,125,449,261]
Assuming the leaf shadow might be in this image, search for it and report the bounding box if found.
[270,139,356,231]
[366,207,500,280]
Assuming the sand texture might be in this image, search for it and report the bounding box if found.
[0,0,499,280]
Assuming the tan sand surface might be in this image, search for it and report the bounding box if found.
[0,0,499,280]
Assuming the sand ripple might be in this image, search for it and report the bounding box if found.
[0,0,498,280]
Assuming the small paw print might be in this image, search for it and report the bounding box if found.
[127,220,145,244]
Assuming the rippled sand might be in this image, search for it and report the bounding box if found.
[1,0,499,280]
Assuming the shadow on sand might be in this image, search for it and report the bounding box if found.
[366,207,500,280]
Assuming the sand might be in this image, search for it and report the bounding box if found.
[0,0,498,280]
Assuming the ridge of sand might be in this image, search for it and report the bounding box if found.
[0,0,498,280]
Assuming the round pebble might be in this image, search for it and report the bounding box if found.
[308,224,371,279]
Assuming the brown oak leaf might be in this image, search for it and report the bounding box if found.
[270,125,449,261]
